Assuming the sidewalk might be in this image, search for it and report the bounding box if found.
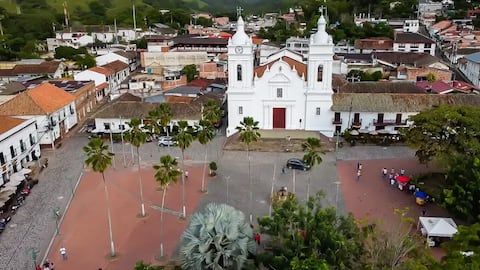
[46,163,211,269]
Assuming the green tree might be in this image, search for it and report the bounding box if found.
[197,120,215,193]
[182,64,198,82]
[441,223,480,269]
[236,117,261,223]
[180,203,256,270]
[157,103,173,136]
[401,105,480,165]
[257,193,365,269]
[124,118,148,217]
[302,137,324,200]
[83,138,116,257]
[153,155,182,257]
[75,53,96,69]
[175,120,195,218]
[134,261,164,270]
[145,109,163,139]
[196,17,213,27]
[426,72,437,82]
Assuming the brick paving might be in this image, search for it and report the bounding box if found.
[45,163,210,269]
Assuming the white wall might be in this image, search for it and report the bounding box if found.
[461,60,480,88]
[0,118,41,184]
[74,70,108,90]
[393,42,436,56]
[96,53,128,67]
[334,111,416,132]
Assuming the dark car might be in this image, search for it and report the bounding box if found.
[286,158,310,171]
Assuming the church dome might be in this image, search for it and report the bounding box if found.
[231,16,251,45]
[311,15,332,45]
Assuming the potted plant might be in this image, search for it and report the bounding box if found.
[209,161,217,176]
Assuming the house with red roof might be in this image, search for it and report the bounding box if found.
[0,82,77,148]
[393,32,436,55]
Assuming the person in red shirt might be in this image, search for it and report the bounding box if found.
[36,265,42,270]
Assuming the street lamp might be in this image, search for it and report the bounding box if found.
[52,207,61,235]
[224,176,230,204]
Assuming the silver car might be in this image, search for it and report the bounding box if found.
[158,136,177,146]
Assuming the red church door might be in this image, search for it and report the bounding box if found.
[273,108,286,128]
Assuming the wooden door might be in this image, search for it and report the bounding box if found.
[377,113,384,123]
[273,108,286,128]
[396,113,402,124]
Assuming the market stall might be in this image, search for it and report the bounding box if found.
[418,217,458,247]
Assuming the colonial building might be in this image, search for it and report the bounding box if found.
[226,15,335,137]
[0,116,40,185]
[0,83,77,148]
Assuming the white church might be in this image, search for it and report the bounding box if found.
[226,15,336,137]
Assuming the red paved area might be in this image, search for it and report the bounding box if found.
[337,158,450,259]
[46,163,211,269]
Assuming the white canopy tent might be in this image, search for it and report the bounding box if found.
[418,217,458,240]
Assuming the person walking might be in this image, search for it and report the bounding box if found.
[400,169,405,175]
[282,166,285,174]
[382,168,387,178]
[59,247,67,260]
[358,163,362,171]
[356,170,361,181]
[49,262,55,270]
[184,170,189,179]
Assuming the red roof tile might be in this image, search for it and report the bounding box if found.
[89,67,113,76]
[0,116,26,134]
[255,56,306,79]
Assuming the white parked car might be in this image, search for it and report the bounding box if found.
[158,136,177,146]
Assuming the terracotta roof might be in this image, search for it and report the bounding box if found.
[332,93,480,112]
[0,82,76,115]
[394,32,435,44]
[101,60,129,73]
[12,61,61,75]
[430,20,452,31]
[374,52,442,67]
[96,82,108,89]
[113,51,137,60]
[416,81,453,94]
[0,116,26,134]
[0,69,16,77]
[0,82,26,95]
[89,67,113,76]
[354,37,393,50]
[255,56,306,79]
[339,82,425,94]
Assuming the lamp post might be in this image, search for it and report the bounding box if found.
[109,123,116,169]
[52,207,61,235]
[224,176,230,204]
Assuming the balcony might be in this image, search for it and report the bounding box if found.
[373,119,408,126]
[332,117,342,125]
[351,119,362,127]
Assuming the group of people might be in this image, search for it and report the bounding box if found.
[36,260,54,270]
[381,167,406,188]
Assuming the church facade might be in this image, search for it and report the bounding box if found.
[226,16,336,137]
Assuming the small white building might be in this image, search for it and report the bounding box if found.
[226,15,335,137]
[74,60,130,97]
[95,51,138,72]
[403,20,420,33]
[0,116,40,185]
[0,83,77,148]
[458,52,480,88]
[393,32,436,56]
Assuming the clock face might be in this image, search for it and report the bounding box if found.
[235,46,243,54]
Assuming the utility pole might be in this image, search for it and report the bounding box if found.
[132,0,137,39]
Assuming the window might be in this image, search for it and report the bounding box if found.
[119,124,126,130]
[104,123,111,130]
[276,88,283,98]
[238,106,243,115]
[29,134,35,146]
[0,152,5,165]
[424,43,432,48]
[317,65,323,82]
[316,107,321,115]
[20,140,26,152]
[70,105,75,115]
[237,64,242,81]
[10,146,16,158]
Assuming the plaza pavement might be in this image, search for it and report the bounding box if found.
[1,125,447,269]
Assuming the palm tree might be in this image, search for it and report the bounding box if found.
[236,117,261,223]
[124,118,148,217]
[157,103,173,136]
[197,120,215,192]
[175,120,195,218]
[302,137,324,201]
[83,137,116,257]
[202,99,222,126]
[145,108,163,140]
[180,203,257,270]
[153,154,182,258]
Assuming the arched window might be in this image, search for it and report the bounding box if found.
[237,64,242,81]
[317,65,323,82]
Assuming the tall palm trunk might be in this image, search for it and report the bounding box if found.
[181,150,186,218]
[307,173,311,202]
[160,184,168,257]
[247,146,252,224]
[137,147,145,216]
[102,172,116,257]
[201,144,208,192]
